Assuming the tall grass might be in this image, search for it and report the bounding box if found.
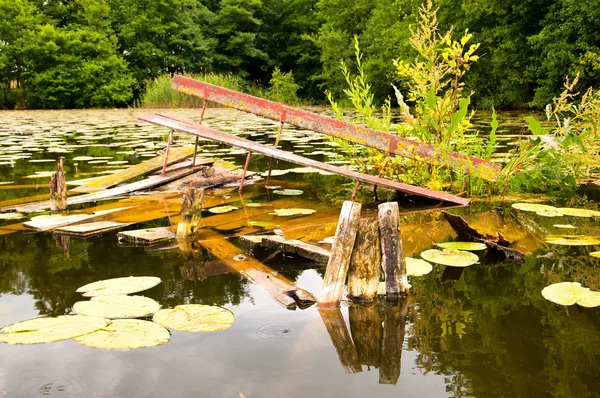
[139,72,267,108]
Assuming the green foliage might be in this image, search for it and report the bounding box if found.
[268,67,300,104]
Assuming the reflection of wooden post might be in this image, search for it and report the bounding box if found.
[176,187,204,239]
[348,219,381,302]
[379,299,409,385]
[177,239,207,281]
[49,157,67,212]
[349,303,382,367]
[318,201,361,309]
[319,308,362,374]
[378,202,410,298]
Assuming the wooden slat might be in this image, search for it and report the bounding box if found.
[55,221,132,237]
[117,227,175,245]
[23,207,131,232]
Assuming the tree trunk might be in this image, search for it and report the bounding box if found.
[48,157,67,213]
[347,219,381,302]
[378,202,410,298]
[176,187,204,239]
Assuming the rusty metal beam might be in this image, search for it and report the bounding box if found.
[171,74,501,181]
[139,113,470,206]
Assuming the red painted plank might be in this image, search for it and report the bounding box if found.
[171,74,501,181]
[139,113,470,206]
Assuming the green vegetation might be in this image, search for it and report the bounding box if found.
[1,0,598,109]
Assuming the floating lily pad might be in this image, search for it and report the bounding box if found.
[75,319,170,349]
[420,249,479,267]
[248,221,276,227]
[0,315,108,345]
[553,224,577,229]
[557,207,600,218]
[0,213,24,220]
[73,295,161,319]
[319,236,335,244]
[273,189,303,196]
[591,252,600,258]
[153,304,234,332]
[511,203,561,217]
[545,236,600,246]
[240,235,264,243]
[406,257,433,276]
[76,276,162,297]
[208,205,239,214]
[246,203,264,208]
[260,170,289,177]
[269,208,316,217]
[435,242,487,251]
[541,282,600,307]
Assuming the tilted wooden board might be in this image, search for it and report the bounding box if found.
[23,207,131,232]
[55,221,132,237]
[117,227,175,246]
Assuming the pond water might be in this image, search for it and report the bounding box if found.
[0,108,599,398]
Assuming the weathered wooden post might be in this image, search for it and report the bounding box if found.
[378,202,410,298]
[318,201,362,309]
[347,219,381,302]
[318,308,362,374]
[349,303,383,367]
[379,298,409,385]
[176,187,204,239]
[49,157,67,212]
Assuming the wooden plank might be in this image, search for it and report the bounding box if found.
[71,146,201,193]
[55,221,132,237]
[200,237,316,309]
[347,219,381,302]
[318,201,362,309]
[171,74,501,181]
[318,308,362,374]
[117,227,175,246]
[23,207,131,232]
[139,113,470,206]
[260,235,330,263]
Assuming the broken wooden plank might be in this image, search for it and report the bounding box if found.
[71,145,201,193]
[318,201,362,309]
[347,219,381,302]
[318,308,362,374]
[260,235,330,263]
[442,210,509,246]
[139,113,470,205]
[200,237,316,309]
[171,74,501,181]
[55,221,132,237]
[117,227,175,246]
[378,202,410,298]
[23,207,131,232]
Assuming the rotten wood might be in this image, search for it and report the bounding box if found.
[378,202,410,298]
[379,299,409,385]
[117,227,175,246]
[347,219,381,302]
[484,240,525,263]
[200,237,316,309]
[318,201,362,309]
[259,235,330,263]
[139,113,470,206]
[54,221,132,237]
[318,308,362,374]
[49,157,67,212]
[442,210,510,246]
[349,303,382,367]
[176,187,204,239]
[171,74,501,181]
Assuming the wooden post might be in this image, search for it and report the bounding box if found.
[378,202,410,298]
[49,157,67,212]
[349,303,382,367]
[347,219,381,302]
[379,298,409,385]
[318,201,362,309]
[319,308,362,374]
[176,187,204,239]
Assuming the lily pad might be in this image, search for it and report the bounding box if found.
[591,252,600,258]
[406,257,433,276]
[248,221,276,228]
[273,189,303,196]
[269,208,316,217]
[75,319,170,349]
[153,304,234,332]
[0,213,25,220]
[420,249,479,267]
[511,203,561,217]
[553,224,577,229]
[208,205,239,214]
[246,203,264,208]
[541,282,600,307]
[435,242,487,251]
[76,276,162,297]
[545,236,600,246]
[73,295,161,319]
[557,207,600,218]
[0,315,109,345]
[260,170,289,177]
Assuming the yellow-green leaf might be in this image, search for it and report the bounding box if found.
[406,257,433,276]
[208,205,239,214]
[76,276,162,297]
[420,249,479,267]
[73,295,161,319]
[152,304,234,332]
[75,319,170,349]
[545,236,600,246]
[0,315,108,345]
[435,242,487,251]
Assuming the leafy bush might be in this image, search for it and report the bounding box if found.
[268,67,300,104]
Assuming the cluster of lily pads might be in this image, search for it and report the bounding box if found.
[0,276,234,349]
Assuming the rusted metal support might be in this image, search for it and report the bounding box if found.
[161,129,174,175]
[266,120,285,187]
[192,102,208,167]
[171,74,501,181]
[373,157,391,201]
[239,152,252,192]
[139,113,471,206]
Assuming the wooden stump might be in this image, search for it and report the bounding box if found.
[349,303,382,367]
[176,187,204,239]
[378,202,410,298]
[379,298,409,385]
[49,157,67,212]
[347,219,381,302]
[319,308,362,374]
[318,201,362,309]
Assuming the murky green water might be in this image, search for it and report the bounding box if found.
[0,109,599,398]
